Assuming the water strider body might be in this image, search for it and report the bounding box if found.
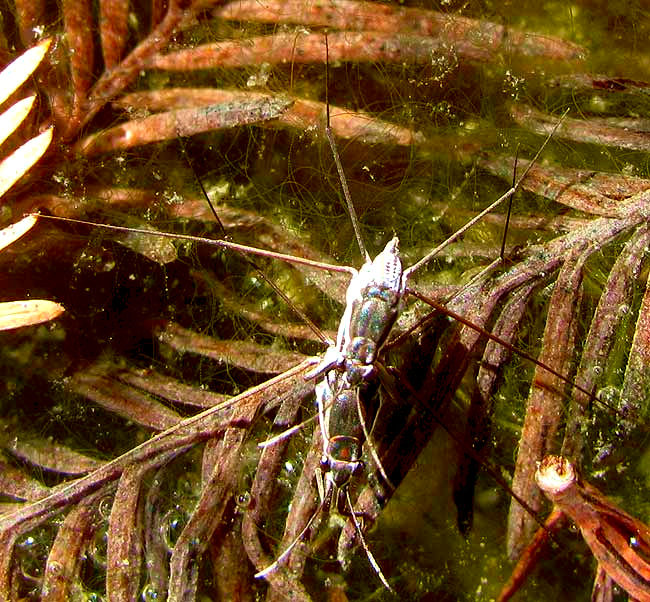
[255,234,406,589]
[251,77,569,587]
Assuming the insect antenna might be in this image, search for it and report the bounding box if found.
[500,146,519,261]
[324,33,369,263]
[403,108,569,284]
[33,214,354,276]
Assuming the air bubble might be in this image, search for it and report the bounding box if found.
[236,491,252,509]
[141,584,162,601]
[247,63,271,88]
[596,386,619,406]
[98,495,113,519]
[161,507,188,551]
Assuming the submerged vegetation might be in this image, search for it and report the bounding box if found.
[0,1,649,600]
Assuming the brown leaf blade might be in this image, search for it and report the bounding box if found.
[0,450,51,500]
[78,97,293,155]
[41,492,104,601]
[68,364,184,431]
[61,0,95,110]
[0,430,101,476]
[106,464,148,601]
[100,0,130,69]
[507,250,587,559]
[217,0,585,61]
[116,89,420,146]
[156,322,308,374]
[512,104,650,152]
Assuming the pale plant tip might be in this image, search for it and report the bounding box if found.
[0,299,64,331]
[0,38,51,108]
[0,214,38,252]
[0,96,36,147]
[535,455,575,497]
[0,126,53,199]
[254,566,274,580]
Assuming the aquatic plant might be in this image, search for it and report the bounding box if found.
[0,1,649,600]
